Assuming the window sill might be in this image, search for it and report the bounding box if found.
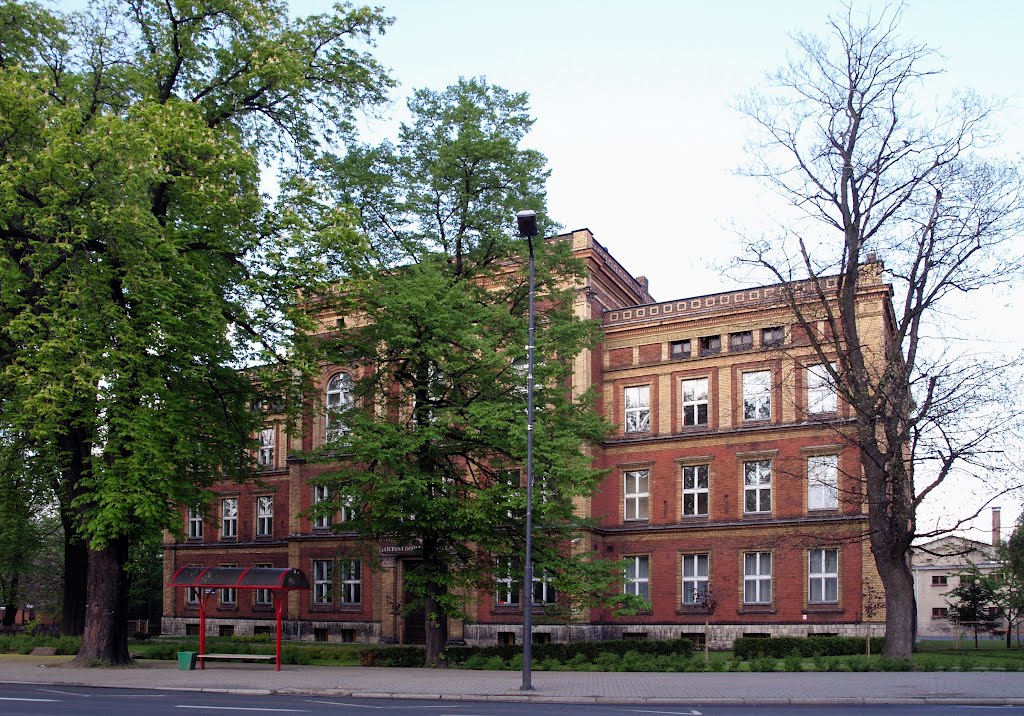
[681,514,709,520]
[803,606,843,614]
[217,605,238,612]
[743,512,772,519]
[219,537,238,543]
[310,604,334,611]
[737,607,775,615]
[253,605,274,612]
[675,606,713,615]
[678,424,710,432]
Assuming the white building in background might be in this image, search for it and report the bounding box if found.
[911,507,1004,639]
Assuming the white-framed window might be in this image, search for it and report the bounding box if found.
[623,470,650,521]
[221,498,238,538]
[313,559,332,605]
[742,370,772,421]
[624,555,650,601]
[681,377,709,427]
[624,385,650,433]
[340,495,357,523]
[187,508,203,539]
[221,563,236,605]
[744,552,772,604]
[313,485,332,529]
[743,460,772,514]
[257,427,275,467]
[808,548,839,603]
[533,571,557,605]
[807,363,838,414]
[682,464,709,517]
[340,560,361,604]
[326,372,354,439]
[682,553,709,605]
[808,454,839,510]
[495,558,519,606]
[256,495,273,537]
[254,562,273,606]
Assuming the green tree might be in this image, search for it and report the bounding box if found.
[992,516,1024,647]
[309,78,621,667]
[0,0,393,663]
[945,564,1000,648]
[737,4,1024,657]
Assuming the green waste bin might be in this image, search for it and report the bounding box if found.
[177,651,197,670]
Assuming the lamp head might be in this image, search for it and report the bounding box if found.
[516,210,538,238]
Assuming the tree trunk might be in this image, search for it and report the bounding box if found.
[61,522,88,636]
[73,537,130,665]
[422,579,448,668]
[872,545,915,657]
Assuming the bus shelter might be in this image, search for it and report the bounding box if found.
[168,566,310,671]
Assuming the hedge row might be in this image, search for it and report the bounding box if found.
[358,638,697,667]
[733,635,884,659]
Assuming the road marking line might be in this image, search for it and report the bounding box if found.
[625,710,702,716]
[36,688,86,697]
[307,702,384,709]
[175,707,310,713]
[0,697,61,702]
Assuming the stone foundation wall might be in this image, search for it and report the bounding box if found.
[161,617,380,643]
[464,622,877,650]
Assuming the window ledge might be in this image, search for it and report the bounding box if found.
[310,604,334,612]
[675,606,713,615]
[737,607,775,615]
[681,514,709,521]
[803,606,843,614]
[217,605,238,612]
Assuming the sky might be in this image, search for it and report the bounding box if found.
[293,0,1024,542]
[52,0,1023,539]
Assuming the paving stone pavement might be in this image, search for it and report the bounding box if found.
[1,655,1023,705]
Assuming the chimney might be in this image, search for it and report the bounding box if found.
[992,506,1002,547]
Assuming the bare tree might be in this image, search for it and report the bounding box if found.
[737,3,1024,657]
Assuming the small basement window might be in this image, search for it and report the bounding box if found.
[622,632,648,640]
[497,631,516,646]
[314,628,329,642]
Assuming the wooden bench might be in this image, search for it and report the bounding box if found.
[196,653,276,665]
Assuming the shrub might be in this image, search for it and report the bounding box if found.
[783,652,804,672]
[443,637,694,668]
[958,656,977,672]
[708,656,727,672]
[845,655,871,672]
[733,635,884,660]
[357,646,425,667]
[878,657,911,672]
[749,656,777,672]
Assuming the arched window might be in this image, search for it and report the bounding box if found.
[326,372,354,440]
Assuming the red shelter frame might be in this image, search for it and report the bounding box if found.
[168,566,310,671]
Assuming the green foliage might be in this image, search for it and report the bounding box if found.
[443,637,695,667]
[308,77,615,664]
[783,651,804,672]
[0,633,80,655]
[0,0,393,661]
[358,645,427,667]
[733,635,883,659]
[749,656,777,672]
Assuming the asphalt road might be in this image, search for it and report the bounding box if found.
[2,684,1024,716]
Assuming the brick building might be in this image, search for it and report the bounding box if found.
[162,229,887,648]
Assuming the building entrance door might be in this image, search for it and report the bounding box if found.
[401,560,426,644]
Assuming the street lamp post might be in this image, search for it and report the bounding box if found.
[516,209,538,691]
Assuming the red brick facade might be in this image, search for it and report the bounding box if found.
[163,229,887,647]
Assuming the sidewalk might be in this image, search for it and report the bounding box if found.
[1,654,1023,705]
